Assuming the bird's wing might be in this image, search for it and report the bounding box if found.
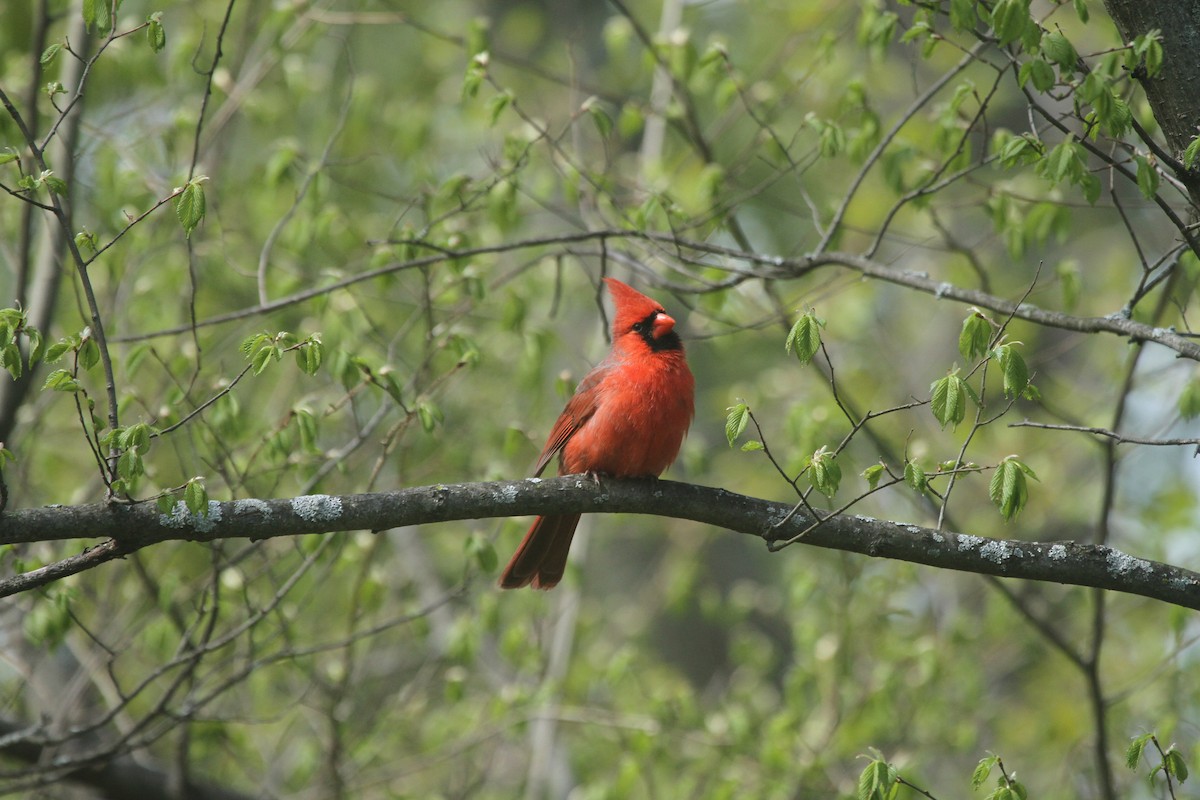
[532,364,608,476]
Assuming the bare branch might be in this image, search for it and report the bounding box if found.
[1010,420,1200,448]
[0,716,255,800]
[114,230,1200,362]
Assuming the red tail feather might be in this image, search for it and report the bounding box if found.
[498,514,581,589]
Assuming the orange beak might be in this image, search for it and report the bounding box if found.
[652,312,676,339]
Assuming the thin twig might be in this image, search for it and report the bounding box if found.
[1009,421,1200,448]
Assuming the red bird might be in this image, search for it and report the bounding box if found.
[499,277,695,589]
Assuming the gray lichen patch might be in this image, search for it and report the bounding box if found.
[980,540,1013,564]
[160,500,223,533]
[956,534,984,551]
[232,498,273,519]
[291,494,343,522]
[1106,549,1152,576]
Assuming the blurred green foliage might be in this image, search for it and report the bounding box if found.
[0,0,1198,798]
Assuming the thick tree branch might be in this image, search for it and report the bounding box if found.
[1,478,1197,611]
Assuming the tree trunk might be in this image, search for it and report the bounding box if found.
[1103,0,1200,206]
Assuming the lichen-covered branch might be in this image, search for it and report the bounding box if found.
[1,478,1197,610]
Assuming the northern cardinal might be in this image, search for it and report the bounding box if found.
[499,277,695,589]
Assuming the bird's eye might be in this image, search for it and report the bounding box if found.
[633,311,665,334]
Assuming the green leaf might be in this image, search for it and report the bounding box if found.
[786,311,824,365]
[1126,734,1152,770]
[1041,33,1077,70]
[175,178,207,238]
[1018,59,1055,92]
[1185,137,1200,171]
[83,0,112,35]
[24,327,43,368]
[857,759,895,800]
[1135,155,1160,200]
[43,368,81,393]
[239,332,272,358]
[296,336,324,376]
[466,533,498,573]
[487,90,513,127]
[725,403,749,447]
[24,593,73,647]
[488,178,518,232]
[1179,376,1200,419]
[1102,97,1133,138]
[75,227,98,255]
[809,446,841,497]
[120,422,153,451]
[993,343,1030,398]
[1073,0,1089,22]
[40,42,63,65]
[78,337,100,371]
[959,309,993,360]
[251,344,277,375]
[583,97,613,139]
[950,0,976,30]
[156,494,176,515]
[931,371,968,429]
[466,16,490,57]
[996,132,1042,168]
[740,440,764,452]
[417,400,443,433]
[449,333,481,368]
[294,407,319,452]
[1133,31,1165,78]
[43,175,67,196]
[856,4,896,52]
[1145,39,1164,77]
[990,456,1037,520]
[44,340,72,363]
[378,369,405,406]
[904,460,927,494]
[184,478,208,516]
[117,448,145,481]
[990,0,1032,47]
[806,113,846,158]
[1056,260,1081,311]
[973,756,999,788]
[462,52,488,99]
[146,13,166,53]
[0,344,21,380]
[1165,747,1189,782]
[900,20,933,45]
[1040,137,1084,184]
[617,102,645,138]
[862,463,885,490]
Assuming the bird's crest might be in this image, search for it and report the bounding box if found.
[604,277,666,336]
